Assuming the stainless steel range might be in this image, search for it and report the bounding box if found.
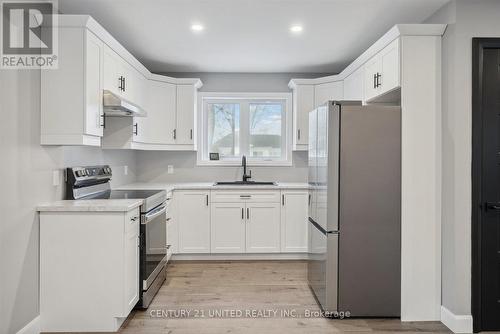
[66,165,168,308]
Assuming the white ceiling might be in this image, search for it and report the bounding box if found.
[59,0,448,73]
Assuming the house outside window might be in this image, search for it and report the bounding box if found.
[197,92,292,166]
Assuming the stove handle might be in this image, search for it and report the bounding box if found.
[143,205,167,224]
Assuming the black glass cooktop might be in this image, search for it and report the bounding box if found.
[83,189,162,200]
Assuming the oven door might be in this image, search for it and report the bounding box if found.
[140,202,167,290]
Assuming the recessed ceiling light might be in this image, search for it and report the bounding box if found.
[191,24,204,32]
[290,25,303,33]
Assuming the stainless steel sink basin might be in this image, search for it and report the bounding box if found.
[215,181,277,186]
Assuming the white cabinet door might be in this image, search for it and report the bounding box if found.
[177,191,210,253]
[103,46,125,97]
[144,80,177,144]
[124,218,139,312]
[364,56,382,101]
[84,31,104,137]
[314,81,343,108]
[343,66,364,102]
[211,203,246,253]
[280,191,308,252]
[364,38,400,102]
[379,38,400,95]
[292,84,314,149]
[245,203,281,253]
[176,84,196,146]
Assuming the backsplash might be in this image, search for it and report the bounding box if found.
[136,151,308,183]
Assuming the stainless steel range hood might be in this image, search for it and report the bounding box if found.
[103,90,146,117]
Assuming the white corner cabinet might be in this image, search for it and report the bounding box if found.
[41,16,202,150]
[39,207,140,332]
[289,80,343,150]
[169,188,308,257]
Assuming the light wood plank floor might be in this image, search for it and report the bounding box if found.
[118,261,450,334]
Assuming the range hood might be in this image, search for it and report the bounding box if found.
[103,90,146,117]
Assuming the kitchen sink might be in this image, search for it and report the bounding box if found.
[215,181,277,186]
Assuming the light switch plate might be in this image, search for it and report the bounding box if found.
[167,165,174,174]
[52,170,60,186]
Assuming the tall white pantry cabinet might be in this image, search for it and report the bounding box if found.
[289,24,446,322]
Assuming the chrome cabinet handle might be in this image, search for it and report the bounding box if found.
[241,207,244,219]
[190,129,193,140]
[247,208,250,220]
[240,195,251,198]
[173,129,177,140]
[133,123,138,135]
[143,205,166,224]
[206,194,209,206]
[297,129,301,140]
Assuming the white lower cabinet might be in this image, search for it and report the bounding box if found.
[39,207,140,332]
[245,202,281,253]
[211,202,246,253]
[176,189,308,255]
[177,190,210,253]
[280,191,308,252]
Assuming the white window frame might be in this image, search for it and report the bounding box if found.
[197,92,293,166]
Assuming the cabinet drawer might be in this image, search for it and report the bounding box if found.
[212,190,280,203]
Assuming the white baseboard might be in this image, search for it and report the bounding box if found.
[16,316,40,334]
[171,253,308,261]
[440,306,473,333]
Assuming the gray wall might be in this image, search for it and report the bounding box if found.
[0,70,137,334]
[425,0,500,317]
[163,72,331,92]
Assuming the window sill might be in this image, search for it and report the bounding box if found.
[196,160,293,167]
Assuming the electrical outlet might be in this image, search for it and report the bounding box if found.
[52,170,60,186]
[167,165,174,174]
[124,165,128,175]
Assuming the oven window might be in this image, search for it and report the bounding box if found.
[141,207,166,285]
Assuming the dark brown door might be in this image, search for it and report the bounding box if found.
[473,39,500,332]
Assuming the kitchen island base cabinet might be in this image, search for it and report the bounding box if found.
[39,208,140,332]
[177,191,211,253]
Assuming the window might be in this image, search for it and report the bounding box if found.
[198,93,292,166]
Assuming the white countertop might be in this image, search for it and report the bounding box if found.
[37,199,143,212]
[116,182,309,192]
[37,182,308,213]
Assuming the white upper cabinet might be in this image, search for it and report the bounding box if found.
[314,81,343,108]
[143,79,177,145]
[41,16,202,149]
[41,28,104,146]
[290,84,314,151]
[343,66,364,101]
[176,84,197,147]
[364,38,400,102]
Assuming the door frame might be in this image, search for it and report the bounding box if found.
[471,37,500,333]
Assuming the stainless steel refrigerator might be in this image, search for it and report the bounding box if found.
[308,101,401,317]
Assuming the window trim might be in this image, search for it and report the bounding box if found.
[197,92,293,167]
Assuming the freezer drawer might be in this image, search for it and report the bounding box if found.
[307,218,338,313]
